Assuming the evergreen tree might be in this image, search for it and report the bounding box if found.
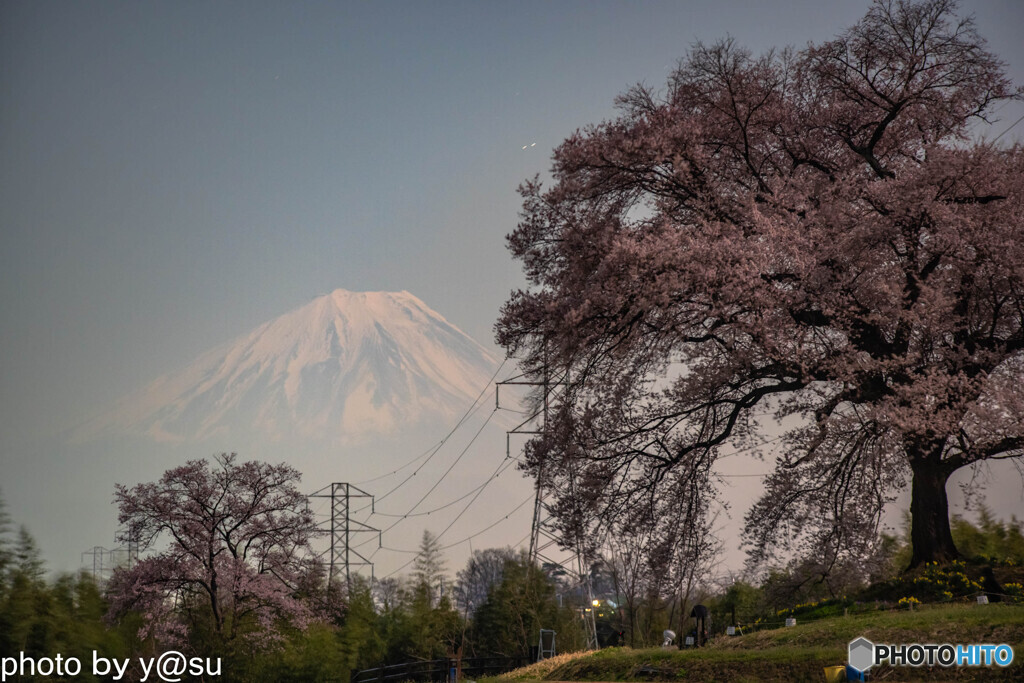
[951,507,1024,565]
[0,491,12,656]
[412,531,447,607]
[0,490,12,584]
[14,525,45,583]
[468,553,582,657]
[338,576,386,673]
[2,526,49,657]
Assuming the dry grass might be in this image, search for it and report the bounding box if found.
[482,651,593,682]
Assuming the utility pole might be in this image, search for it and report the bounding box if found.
[309,483,379,589]
[497,366,560,568]
[498,362,599,649]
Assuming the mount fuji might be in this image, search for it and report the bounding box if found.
[53,290,537,579]
[78,289,501,445]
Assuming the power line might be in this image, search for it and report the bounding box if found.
[380,494,534,578]
[358,401,530,577]
[375,494,534,555]
[358,391,494,507]
[716,433,786,459]
[357,393,491,496]
[354,439,443,486]
[351,358,507,509]
[363,428,530,570]
[378,407,499,523]
[379,437,531,578]
[351,394,490,512]
[369,454,522,518]
[364,372,781,579]
[511,531,531,548]
[429,427,529,547]
[449,497,530,544]
[993,112,1024,144]
[438,493,536,548]
[354,406,501,546]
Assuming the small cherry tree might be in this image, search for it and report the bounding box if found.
[108,454,320,651]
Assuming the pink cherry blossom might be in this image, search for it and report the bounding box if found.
[497,0,1023,571]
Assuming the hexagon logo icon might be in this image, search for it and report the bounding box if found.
[848,637,875,672]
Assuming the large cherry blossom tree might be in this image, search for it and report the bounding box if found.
[497,0,1023,572]
[108,454,321,651]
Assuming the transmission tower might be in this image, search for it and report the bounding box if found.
[125,530,139,567]
[309,483,379,588]
[82,529,142,582]
[81,546,111,581]
[497,365,599,649]
[499,368,562,569]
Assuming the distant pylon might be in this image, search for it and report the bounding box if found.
[126,529,139,567]
[81,546,110,581]
[309,483,379,588]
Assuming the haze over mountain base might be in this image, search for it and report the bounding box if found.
[17,290,535,577]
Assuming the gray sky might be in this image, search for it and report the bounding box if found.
[3,1,1023,572]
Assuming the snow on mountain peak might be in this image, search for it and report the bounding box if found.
[78,290,499,444]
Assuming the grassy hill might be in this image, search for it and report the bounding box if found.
[483,604,1024,682]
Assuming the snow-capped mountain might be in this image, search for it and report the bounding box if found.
[78,289,500,444]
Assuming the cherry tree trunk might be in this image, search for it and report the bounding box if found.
[908,459,960,569]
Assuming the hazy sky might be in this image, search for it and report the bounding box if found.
[3,1,1023,573]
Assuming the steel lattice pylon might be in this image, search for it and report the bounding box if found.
[81,529,141,583]
[309,483,379,588]
[498,366,599,650]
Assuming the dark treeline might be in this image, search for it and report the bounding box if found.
[0,491,589,683]
[3,484,1022,682]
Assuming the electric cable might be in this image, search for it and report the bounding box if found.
[993,112,1024,143]
[350,357,507,509]
[352,395,494,513]
[379,494,534,578]
[368,454,522,518]
[353,406,501,544]
[376,432,534,576]
[374,494,534,555]
[354,439,443,486]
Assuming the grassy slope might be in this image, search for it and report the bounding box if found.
[484,604,1024,682]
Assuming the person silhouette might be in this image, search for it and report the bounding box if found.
[690,604,709,647]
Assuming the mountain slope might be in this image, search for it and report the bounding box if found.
[79,289,500,444]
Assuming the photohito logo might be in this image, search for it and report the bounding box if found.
[848,637,1014,672]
